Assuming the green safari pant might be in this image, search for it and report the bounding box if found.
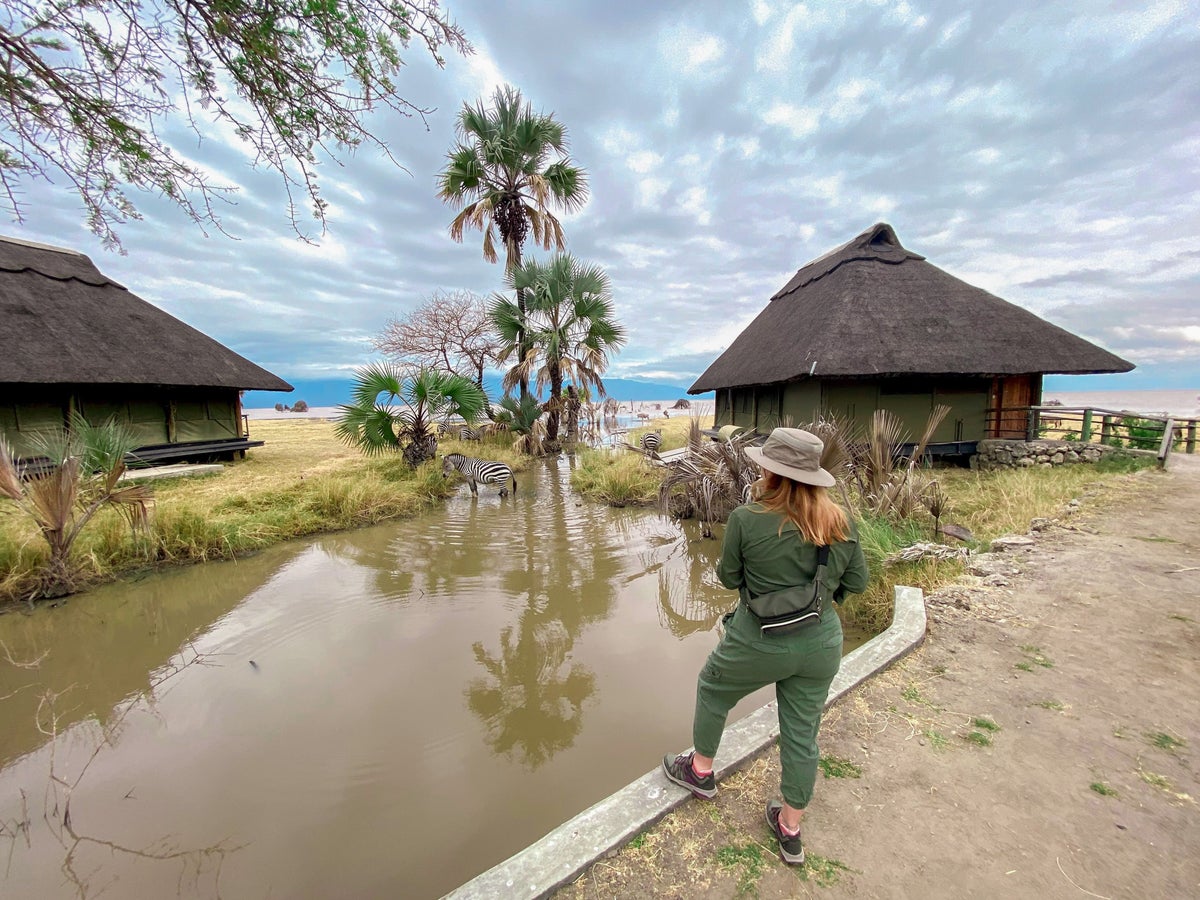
[693,602,842,808]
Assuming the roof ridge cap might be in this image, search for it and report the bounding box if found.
[0,234,87,256]
[770,223,924,301]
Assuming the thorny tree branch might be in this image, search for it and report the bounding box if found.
[0,1,471,250]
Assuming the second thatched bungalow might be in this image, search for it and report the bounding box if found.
[689,223,1134,453]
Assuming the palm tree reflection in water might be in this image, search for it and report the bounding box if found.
[466,457,625,768]
[467,615,595,768]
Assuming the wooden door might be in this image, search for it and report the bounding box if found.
[990,376,1033,438]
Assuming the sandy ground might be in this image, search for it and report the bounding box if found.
[557,456,1199,900]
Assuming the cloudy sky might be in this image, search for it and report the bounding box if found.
[9,0,1200,392]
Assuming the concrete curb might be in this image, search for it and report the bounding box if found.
[443,585,927,900]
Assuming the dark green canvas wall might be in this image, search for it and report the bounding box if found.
[0,386,241,457]
[712,376,991,443]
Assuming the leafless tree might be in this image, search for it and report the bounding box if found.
[372,289,500,387]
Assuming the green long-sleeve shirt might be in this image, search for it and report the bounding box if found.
[716,502,870,603]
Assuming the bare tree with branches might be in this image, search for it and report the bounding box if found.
[0,1,471,249]
[372,289,499,387]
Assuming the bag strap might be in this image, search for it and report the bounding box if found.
[744,544,831,602]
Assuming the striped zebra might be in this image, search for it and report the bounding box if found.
[640,430,663,454]
[442,453,516,497]
[435,423,481,441]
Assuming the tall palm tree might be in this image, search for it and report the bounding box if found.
[335,363,486,466]
[437,84,588,398]
[491,254,626,446]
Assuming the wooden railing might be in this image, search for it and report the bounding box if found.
[994,406,1198,465]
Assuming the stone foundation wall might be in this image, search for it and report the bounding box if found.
[970,439,1139,470]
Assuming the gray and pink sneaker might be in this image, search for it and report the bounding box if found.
[661,751,717,799]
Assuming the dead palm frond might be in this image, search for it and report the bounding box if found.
[657,432,758,537]
[841,404,951,520]
[0,417,154,601]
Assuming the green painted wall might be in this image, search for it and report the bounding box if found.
[1,386,241,457]
[710,376,992,443]
[781,381,822,425]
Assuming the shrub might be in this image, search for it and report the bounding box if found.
[1120,415,1179,451]
[291,400,309,412]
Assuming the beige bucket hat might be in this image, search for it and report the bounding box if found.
[744,427,835,487]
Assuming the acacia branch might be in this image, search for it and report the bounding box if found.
[0,0,471,248]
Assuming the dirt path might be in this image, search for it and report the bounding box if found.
[558,459,1200,899]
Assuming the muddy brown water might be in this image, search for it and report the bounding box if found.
[0,457,869,899]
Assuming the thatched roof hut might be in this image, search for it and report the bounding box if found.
[689,224,1133,447]
[0,236,290,390]
[0,235,291,460]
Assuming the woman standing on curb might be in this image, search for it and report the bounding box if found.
[662,427,870,865]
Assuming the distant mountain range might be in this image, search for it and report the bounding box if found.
[242,376,710,408]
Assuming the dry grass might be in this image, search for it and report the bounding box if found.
[627,414,699,452]
[0,420,528,605]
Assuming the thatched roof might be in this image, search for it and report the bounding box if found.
[0,235,292,391]
[689,223,1134,393]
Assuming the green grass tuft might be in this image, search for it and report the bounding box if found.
[568,449,659,507]
[716,842,766,896]
[1138,770,1172,790]
[1090,781,1118,797]
[922,729,950,750]
[819,754,863,779]
[798,852,853,887]
[965,731,993,747]
[1145,731,1186,752]
[972,717,1001,732]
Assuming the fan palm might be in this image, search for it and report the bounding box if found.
[491,254,626,446]
[335,363,486,466]
[493,393,547,456]
[0,415,153,600]
[437,84,588,397]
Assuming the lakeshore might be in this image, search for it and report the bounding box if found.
[244,390,1197,424]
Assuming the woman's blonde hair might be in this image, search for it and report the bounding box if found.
[755,470,850,545]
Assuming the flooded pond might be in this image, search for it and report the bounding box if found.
[0,456,869,899]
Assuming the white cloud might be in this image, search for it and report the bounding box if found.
[751,0,772,26]
[762,103,821,138]
[626,151,663,174]
[939,12,971,44]
[661,28,726,78]
[637,177,670,207]
[460,44,505,98]
[612,241,670,269]
[678,186,711,226]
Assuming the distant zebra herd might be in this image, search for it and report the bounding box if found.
[437,423,481,441]
[442,452,516,498]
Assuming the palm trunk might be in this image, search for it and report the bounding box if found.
[506,240,529,401]
[546,364,563,443]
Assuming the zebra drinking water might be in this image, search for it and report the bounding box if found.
[640,430,663,454]
[441,453,517,497]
